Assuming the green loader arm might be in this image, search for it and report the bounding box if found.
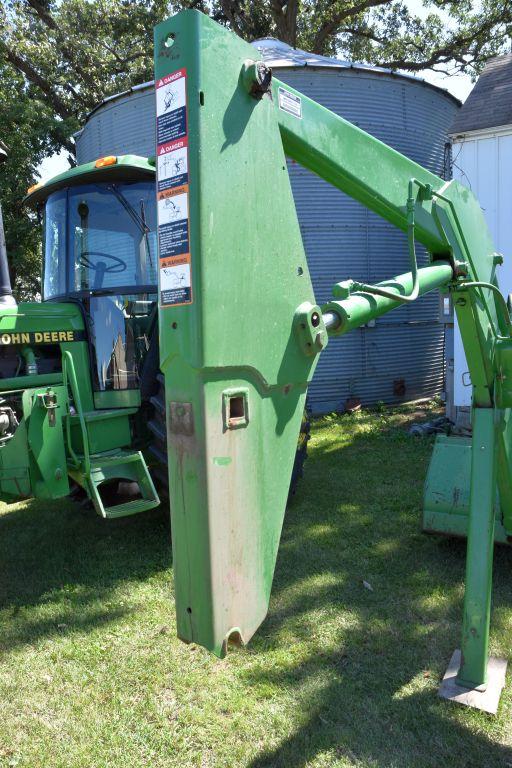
[155,10,511,695]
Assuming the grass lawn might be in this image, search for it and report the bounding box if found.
[1,403,512,768]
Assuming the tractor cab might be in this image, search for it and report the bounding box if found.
[27,155,158,408]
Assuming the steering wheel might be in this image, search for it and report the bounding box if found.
[79,251,127,274]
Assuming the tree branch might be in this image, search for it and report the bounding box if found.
[219,0,245,37]
[285,0,299,47]
[23,0,100,93]
[24,0,57,29]
[3,46,73,120]
[378,6,512,72]
[312,0,391,53]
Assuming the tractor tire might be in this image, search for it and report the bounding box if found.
[288,408,311,502]
[146,374,310,502]
[147,374,169,493]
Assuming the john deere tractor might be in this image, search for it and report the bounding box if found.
[0,156,154,516]
[0,153,308,517]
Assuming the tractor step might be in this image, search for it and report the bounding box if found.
[68,407,139,423]
[73,449,160,518]
[97,496,159,520]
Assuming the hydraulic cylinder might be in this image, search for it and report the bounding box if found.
[323,261,453,335]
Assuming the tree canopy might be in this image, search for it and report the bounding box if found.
[0,57,65,297]
[3,0,512,146]
[1,0,511,295]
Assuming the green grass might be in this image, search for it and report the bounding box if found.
[1,403,512,768]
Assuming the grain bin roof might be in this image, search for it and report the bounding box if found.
[253,37,458,104]
[253,36,382,69]
[82,37,459,124]
[252,37,461,106]
[450,52,512,136]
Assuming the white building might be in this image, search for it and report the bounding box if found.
[449,53,512,423]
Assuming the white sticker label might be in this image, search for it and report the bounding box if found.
[156,75,186,117]
[161,261,191,292]
[155,67,192,307]
[157,190,188,225]
[278,87,302,119]
[158,143,188,187]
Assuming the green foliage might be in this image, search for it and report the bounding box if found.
[2,0,174,132]
[0,0,511,297]
[0,60,68,299]
[204,0,512,70]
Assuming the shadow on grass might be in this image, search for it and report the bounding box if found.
[245,415,512,767]
[0,408,511,766]
[0,497,172,650]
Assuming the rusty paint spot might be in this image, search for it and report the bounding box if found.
[169,402,194,435]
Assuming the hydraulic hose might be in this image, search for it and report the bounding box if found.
[457,280,512,339]
[426,184,512,341]
[345,179,420,304]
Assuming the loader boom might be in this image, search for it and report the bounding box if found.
[154,10,511,700]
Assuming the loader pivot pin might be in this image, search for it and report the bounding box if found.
[242,60,272,100]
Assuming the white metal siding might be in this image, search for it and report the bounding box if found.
[452,131,512,406]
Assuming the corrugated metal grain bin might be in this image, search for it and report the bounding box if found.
[75,39,460,414]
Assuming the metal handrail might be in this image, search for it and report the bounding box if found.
[62,351,91,476]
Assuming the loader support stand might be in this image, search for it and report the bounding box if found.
[439,408,507,712]
[459,407,496,690]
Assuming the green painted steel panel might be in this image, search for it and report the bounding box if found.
[154,10,321,656]
[423,434,508,544]
[94,389,141,410]
[0,384,70,500]
[0,418,31,498]
[25,385,70,499]
[68,408,135,455]
[0,302,95,413]
[457,408,497,687]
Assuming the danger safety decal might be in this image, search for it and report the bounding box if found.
[155,68,192,307]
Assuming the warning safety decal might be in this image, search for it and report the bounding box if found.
[156,68,192,307]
